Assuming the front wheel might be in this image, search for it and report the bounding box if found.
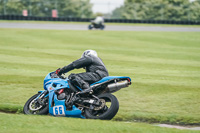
[23,93,49,115]
[85,93,119,120]
[88,24,93,30]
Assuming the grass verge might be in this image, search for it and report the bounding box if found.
[0,112,199,133]
[0,28,200,125]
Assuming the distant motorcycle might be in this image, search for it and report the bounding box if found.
[23,71,131,120]
[88,22,105,30]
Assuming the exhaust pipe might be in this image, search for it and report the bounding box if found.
[106,80,130,93]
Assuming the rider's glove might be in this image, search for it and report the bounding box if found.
[56,68,61,75]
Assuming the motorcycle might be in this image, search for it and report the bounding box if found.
[23,71,131,120]
[88,22,105,30]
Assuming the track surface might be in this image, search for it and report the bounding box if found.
[0,22,200,31]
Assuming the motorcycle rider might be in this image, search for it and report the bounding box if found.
[91,16,104,26]
[56,50,108,95]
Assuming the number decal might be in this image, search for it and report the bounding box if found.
[53,105,65,116]
[55,107,58,115]
[59,106,63,114]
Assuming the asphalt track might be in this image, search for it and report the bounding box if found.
[0,22,200,32]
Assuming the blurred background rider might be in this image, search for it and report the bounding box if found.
[92,16,104,26]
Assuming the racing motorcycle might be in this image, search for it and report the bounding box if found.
[88,22,105,30]
[23,71,131,120]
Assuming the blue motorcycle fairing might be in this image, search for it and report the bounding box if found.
[37,89,84,118]
[90,76,131,86]
[41,72,84,118]
[48,89,84,118]
[44,78,70,90]
[43,72,58,90]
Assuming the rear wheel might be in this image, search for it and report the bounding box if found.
[100,25,105,30]
[85,93,119,120]
[23,93,49,115]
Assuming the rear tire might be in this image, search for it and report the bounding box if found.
[100,25,105,30]
[85,93,119,120]
[23,93,49,115]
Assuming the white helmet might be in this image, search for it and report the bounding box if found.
[81,50,98,58]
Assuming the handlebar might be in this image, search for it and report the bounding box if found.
[50,72,65,79]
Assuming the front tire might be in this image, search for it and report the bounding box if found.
[23,93,49,115]
[88,24,93,30]
[85,93,119,120]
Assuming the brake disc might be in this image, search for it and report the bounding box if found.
[94,99,106,111]
[29,99,43,111]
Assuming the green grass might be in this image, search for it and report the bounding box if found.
[0,112,199,133]
[0,28,200,127]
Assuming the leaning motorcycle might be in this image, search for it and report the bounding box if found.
[23,71,131,120]
[88,22,105,30]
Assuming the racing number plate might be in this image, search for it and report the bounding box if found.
[53,105,65,116]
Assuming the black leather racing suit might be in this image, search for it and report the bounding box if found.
[58,55,108,90]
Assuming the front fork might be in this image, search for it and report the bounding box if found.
[36,90,49,105]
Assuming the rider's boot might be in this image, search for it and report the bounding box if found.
[65,102,73,110]
[66,93,79,110]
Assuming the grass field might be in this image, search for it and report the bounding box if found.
[0,26,200,132]
[1,113,199,133]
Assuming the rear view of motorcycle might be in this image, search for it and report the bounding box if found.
[23,71,131,120]
[88,16,105,30]
[88,23,105,30]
